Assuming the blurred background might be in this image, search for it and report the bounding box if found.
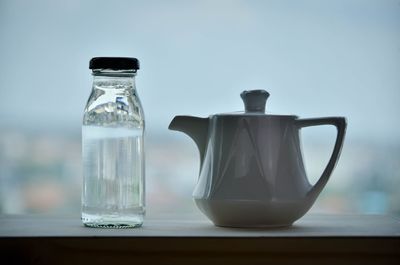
[0,0,399,217]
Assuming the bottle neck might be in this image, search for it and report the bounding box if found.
[92,69,137,91]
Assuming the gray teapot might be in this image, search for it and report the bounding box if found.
[169,90,346,227]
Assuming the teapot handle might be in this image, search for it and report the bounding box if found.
[295,117,347,201]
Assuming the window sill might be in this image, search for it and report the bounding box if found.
[1,214,399,264]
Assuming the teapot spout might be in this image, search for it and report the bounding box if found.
[169,116,209,166]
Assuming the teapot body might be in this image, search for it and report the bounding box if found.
[193,115,313,227]
[168,90,347,227]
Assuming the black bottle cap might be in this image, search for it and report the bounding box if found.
[89,57,140,70]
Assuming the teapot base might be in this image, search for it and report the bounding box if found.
[214,222,293,228]
[195,198,308,228]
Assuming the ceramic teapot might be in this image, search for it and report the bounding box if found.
[169,90,346,227]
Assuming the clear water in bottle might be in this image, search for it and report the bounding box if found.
[82,126,144,228]
[82,57,145,228]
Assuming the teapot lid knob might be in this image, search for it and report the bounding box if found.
[240,89,270,113]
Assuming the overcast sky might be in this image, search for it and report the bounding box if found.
[0,0,399,143]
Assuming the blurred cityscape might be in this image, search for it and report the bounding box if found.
[1,127,399,217]
[1,1,399,219]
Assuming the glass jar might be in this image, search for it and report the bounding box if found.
[82,57,145,228]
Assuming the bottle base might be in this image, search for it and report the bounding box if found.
[82,213,144,229]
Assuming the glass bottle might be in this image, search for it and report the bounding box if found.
[82,57,145,228]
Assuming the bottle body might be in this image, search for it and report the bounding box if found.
[82,69,145,228]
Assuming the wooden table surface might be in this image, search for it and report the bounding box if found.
[1,214,399,265]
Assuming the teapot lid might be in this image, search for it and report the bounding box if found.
[215,89,297,118]
[241,90,269,113]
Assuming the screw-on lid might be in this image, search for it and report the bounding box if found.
[89,57,140,70]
